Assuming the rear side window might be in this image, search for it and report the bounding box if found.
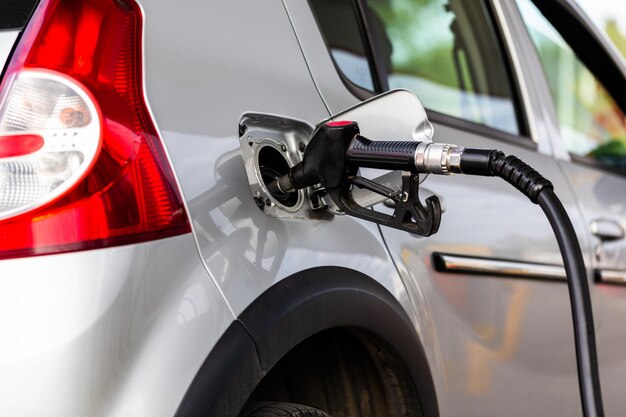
[311,0,522,135]
[0,0,39,30]
[309,0,376,91]
[517,0,626,171]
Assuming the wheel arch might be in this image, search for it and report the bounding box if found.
[175,266,439,417]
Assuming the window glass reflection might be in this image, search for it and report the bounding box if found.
[518,0,626,169]
[367,0,521,134]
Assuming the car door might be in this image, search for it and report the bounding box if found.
[285,0,592,416]
[513,1,626,415]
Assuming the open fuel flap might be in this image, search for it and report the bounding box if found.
[238,89,433,222]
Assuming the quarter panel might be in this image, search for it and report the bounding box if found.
[139,0,429,343]
[0,235,233,417]
[140,0,446,406]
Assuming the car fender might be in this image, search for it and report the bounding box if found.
[175,266,439,417]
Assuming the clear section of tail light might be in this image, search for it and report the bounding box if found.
[0,71,101,219]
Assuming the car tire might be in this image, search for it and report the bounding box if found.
[241,402,332,417]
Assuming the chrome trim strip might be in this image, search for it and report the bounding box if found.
[596,269,626,285]
[490,0,539,143]
[434,253,566,280]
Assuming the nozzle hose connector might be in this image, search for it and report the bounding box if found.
[267,133,553,203]
[412,143,555,202]
[413,142,464,175]
[455,148,554,203]
[488,153,554,203]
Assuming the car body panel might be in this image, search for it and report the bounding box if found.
[140,0,447,409]
[0,5,235,417]
[0,31,19,78]
[0,234,233,417]
[139,0,429,331]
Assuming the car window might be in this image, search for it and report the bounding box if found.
[310,0,522,136]
[309,0,376,92]
[517,0,626,170]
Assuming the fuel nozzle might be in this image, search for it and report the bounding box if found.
[267,120,469,197]
[268,121,360,193]
[270,119,552,202]
[267,120,444,236]
[267,119,553,236]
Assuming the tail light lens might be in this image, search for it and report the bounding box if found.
[0,0,190,259]
[0,71,101,219]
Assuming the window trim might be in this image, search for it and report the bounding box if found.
[428,110,536,150]
[482,0,532,139]
[569,153,626,177]
[354,0,388,93]
[308,0,534,145]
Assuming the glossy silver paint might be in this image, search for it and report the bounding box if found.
[0,31,18,76]
[140,0,417,321]
[140,0,443,412]
[379,135,588,416]
[0,234,233,417]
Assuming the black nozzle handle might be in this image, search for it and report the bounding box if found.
[346,135,419,171]
[265,120,360,195]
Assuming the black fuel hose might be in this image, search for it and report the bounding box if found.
[537,189,603,417]
[461,149,604,417]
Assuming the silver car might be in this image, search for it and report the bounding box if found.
[0,0,625,416]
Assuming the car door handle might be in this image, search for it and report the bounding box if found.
[590,219,625,242]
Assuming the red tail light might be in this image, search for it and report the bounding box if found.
[0,0,191,259]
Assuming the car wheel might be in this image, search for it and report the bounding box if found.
[241,402,332,417]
